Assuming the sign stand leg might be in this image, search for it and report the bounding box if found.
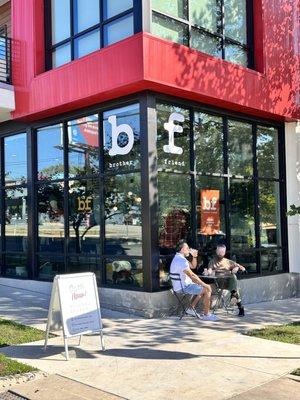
[100,330,105,351]
[64,337,69,361]
[44,319,51,350]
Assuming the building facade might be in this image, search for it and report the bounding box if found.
[0,0,299,315]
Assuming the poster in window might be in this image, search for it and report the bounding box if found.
[200,189,220,235]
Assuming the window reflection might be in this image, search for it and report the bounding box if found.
[105,258,143,287]
[68,179,100,254]
[230,179,255,249]
[224,0,247,44]
[37,183,64,252]
[151,0,251,67]
[152,0,188,20]
[158,173,191,254]
[230,249,258,274]
[259,181,281,247]
[49,0,134,68]
[194,112,223,174]
[257,126,279,179]
[73,0,99,34]
[68,115,99,177]
[5,188,28,252]
[68,256,100,280]
[37,124,64,180]
[152,13,189,46]
[261,249,282,274]
[190,0,221,31]
[4,253,28,278]
[191,29,222,58]
[104,14,134,46]
[38,255,65,280]
[105,174,142,256]
[51,0,70,44]
[228,120,253,176]
[103,0,133,19]
[4,133,27,185]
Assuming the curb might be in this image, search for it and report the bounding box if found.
[0,371,48,394]
[286,374,300,383]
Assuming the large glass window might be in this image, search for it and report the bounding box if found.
[230,179,255,249]
[196,176,226,256]
[68,115,99,177]
[157,103,190,172]
[5,188,28,253]
[2,132,29,278]
[103,104,140,173]
[4,133,27,185]
[257,126,279,179]
[228,120,253,176]
[259,181,281,248]
[194,113,223,174]
[158,173,191,254]
[68,179,101,255]
[151,0,253,68]
[157,101,285,285]
[104,173,142,257]
[37,183,65,253]
[48,0,136,68]
[33,102,142,288]
[37,124,64,180]
[105,258,143,288]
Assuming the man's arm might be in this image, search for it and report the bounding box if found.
[229,260,246,272]
[189,249,198,270]
[184,268,210,289]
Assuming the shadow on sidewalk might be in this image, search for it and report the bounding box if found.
[0,344,98,360]
[101,347,199,360]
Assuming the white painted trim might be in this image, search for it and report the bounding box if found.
[285,122,300,273]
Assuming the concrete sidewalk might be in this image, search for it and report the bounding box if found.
[0,283,299,400]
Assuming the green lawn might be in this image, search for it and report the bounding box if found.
[0,318,47,376]
[247,322,300,377]
[247,321,300,345]
[0,318,46,347]
[0,354,37,377]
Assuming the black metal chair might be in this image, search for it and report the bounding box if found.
[200,275,240,315]
[169,273,198,319]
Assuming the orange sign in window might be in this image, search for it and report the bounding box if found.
[200,189,220,235]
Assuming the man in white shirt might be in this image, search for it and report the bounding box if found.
[170,240,218,321]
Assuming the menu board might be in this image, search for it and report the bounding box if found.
[45,272,104,360]
[58,273,101,337]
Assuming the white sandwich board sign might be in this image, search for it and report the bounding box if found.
[44,272,105,360]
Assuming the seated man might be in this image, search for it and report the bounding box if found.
[208,244,246,317]
[170,240,218,321]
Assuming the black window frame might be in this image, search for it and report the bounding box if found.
[44,0,142,70]
[33,96,144,290]
[151,0,254,69]
[0,92,289,292]
[154,93,288,286]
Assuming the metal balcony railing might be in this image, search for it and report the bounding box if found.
[0,35,12,84]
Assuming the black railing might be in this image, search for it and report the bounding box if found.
[0,35,12,84]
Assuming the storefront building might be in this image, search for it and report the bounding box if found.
[0,0,299,315]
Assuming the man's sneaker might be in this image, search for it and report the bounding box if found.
[185,308,200,318]
[201,313,218,321]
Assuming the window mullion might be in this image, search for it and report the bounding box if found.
[220,0,225,60]
[70,0,75,60]
[100,0,104,48]
[253,123,261,275]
